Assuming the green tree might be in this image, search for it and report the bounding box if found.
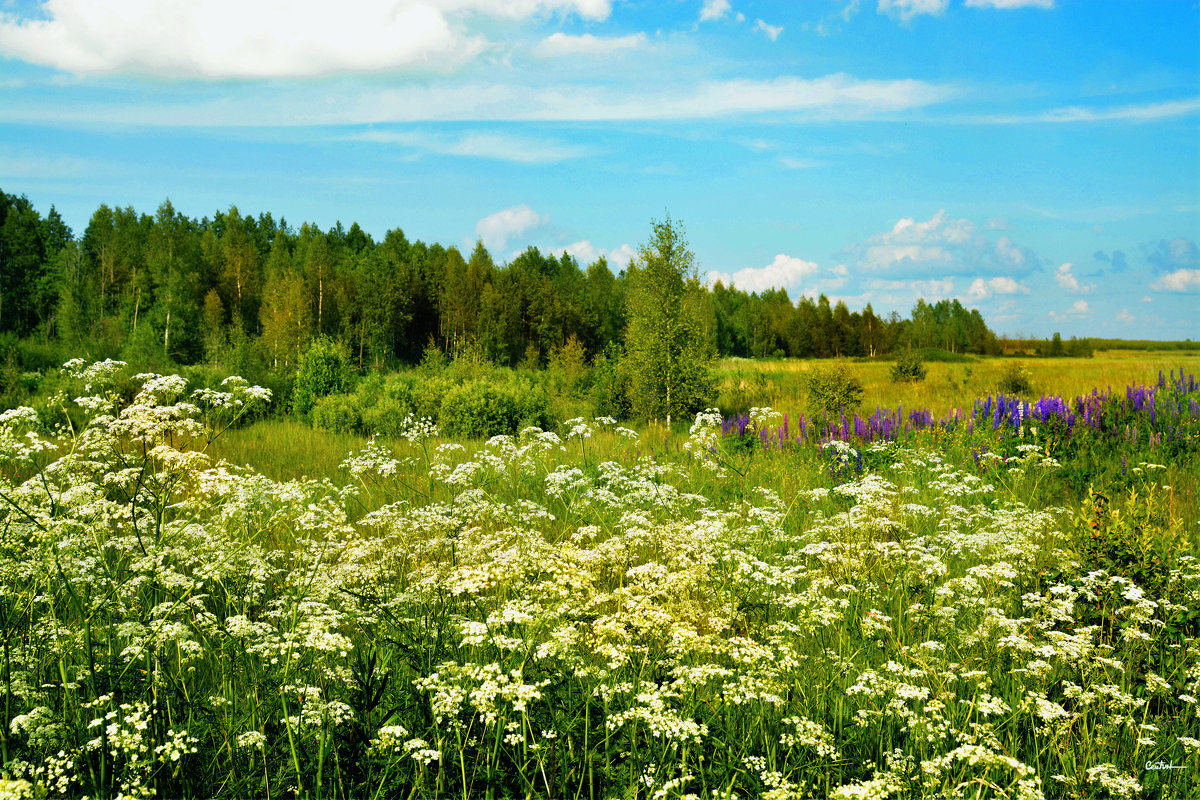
[623,215,715,423]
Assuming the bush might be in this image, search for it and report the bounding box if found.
[439,378,550,439]
[998,361,1034,396]
[805,360,864,420]
[589,344,632,420]
[311,393,362,434]
[294,336,353,417]
[361,395,414,438]
[890,350,927,383]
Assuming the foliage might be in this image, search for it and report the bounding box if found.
[439,378,550,439]
[998,360,1035,395]
[805,359,865,419]
[623,215,716,423]
[311,391,363,434]
[292,335,352,416]
[890,348,928,383]
[2,359,1196,799]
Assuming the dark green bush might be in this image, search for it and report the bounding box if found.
[998,361,1034,396]
[805,360,864,420]
[361,395,414,438]
[589,344,632,420]
[439,378,550,439]
[890,350,927,383]
[311,393,362,434]
[294,336,353,417]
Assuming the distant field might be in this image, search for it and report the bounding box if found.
[717,349,1200,418]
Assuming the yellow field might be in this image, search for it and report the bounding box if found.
[717,350,1200,418]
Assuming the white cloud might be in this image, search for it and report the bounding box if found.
[1150,269,1200,292]
[551,240,636,268]
[1050,299,1090,320]
[877,0,949,23]
[0,146,102,180]
[348,130,590,163]
[1140,295,1153,303]
[978,98,1200,125]
[0,0,612,78]
[753,19,783,41]
[779,156,827,169]
[475,204,548,251]
[1053,262,1095,293]
[699,0,731,22]
[1115,309,1134,324]
[707,254,820,293]
[964,0,1053,8]
[350,129,593,163]
[868,277,956,301]
[0,74,954,127]
[852,209,1038,278]
[533,32,646,58]
[967,276,1029,298]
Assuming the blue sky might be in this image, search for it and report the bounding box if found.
[1,0,1197,339]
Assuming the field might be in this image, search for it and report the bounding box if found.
[1,353,1198,799]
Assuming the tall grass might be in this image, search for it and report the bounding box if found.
[0,359,1197,799]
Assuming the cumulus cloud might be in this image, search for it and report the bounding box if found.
[551,240,636,268]
[852,209,1037,278]
[533,32,646,58]
[877,0,949,23]
[967,276,1029,299]
[350,129,593,163]
[1050,299,1090,320]
[964,0,1053,8]
[753,19,783,40]
[707,254,820,293]
[867,277,956,302]
[0,0,611,78]
[475,204,549,251]
[1053,262,1094,293]
[1150,270,1200,292]
[1115,309,1134,324]
[699,0,732,22]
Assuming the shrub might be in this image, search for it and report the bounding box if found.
[589,344,632,420]
[440,378,550,439]
[805,360,864,420]
[890,349,927,383]
[311,393,362,434]
[361,395,414,438]
[997,361,1034,396]
[294,336,353,417]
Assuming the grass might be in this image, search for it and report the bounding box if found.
[1,355,1198,799]
[716,350,1200,418]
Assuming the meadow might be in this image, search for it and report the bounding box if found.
[0,353,1197,800]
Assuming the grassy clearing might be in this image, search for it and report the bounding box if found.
[0,358,1198,799]
[717,351,1200,418]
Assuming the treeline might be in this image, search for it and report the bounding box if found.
[2,189,1002,375]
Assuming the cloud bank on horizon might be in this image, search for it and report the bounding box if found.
[0,0,1196,339]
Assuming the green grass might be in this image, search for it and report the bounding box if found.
[1,357,1198,800]
[717,350,1200,418]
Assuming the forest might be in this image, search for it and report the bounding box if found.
[1,188,1011,378]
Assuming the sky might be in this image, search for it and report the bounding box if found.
[0,0,1197,340]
